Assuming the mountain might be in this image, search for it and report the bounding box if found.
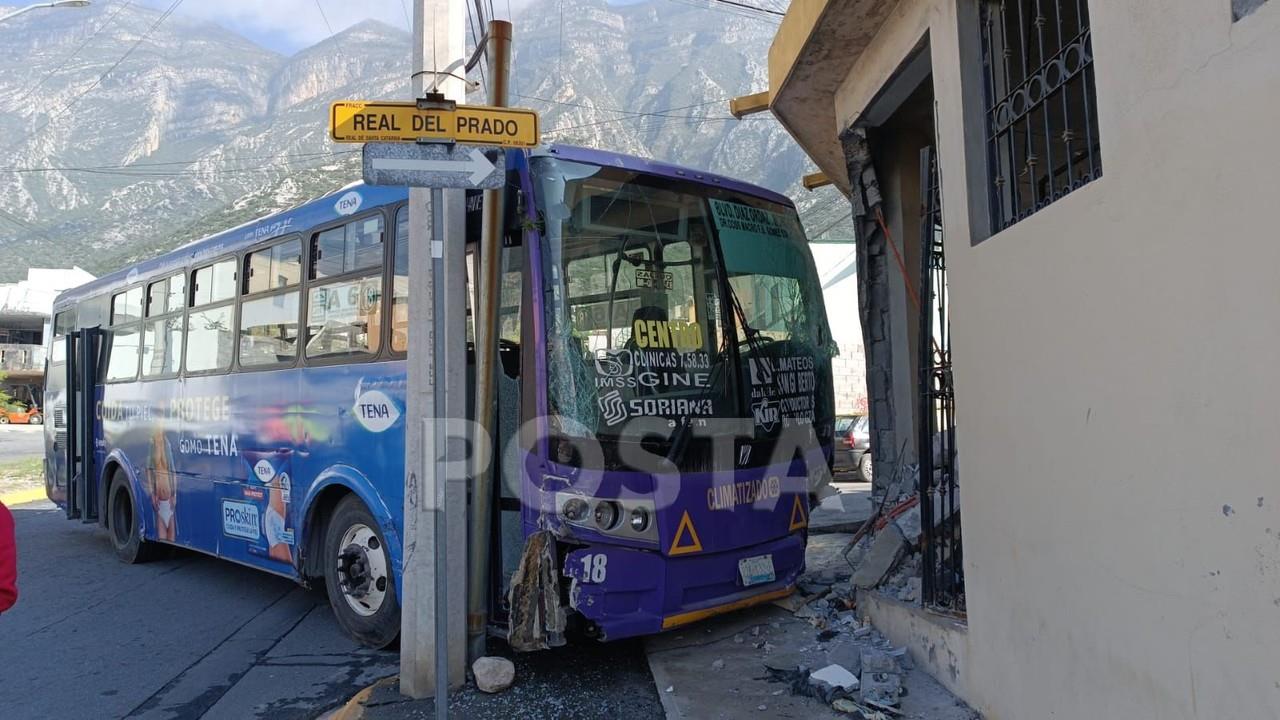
[0,0,852,281]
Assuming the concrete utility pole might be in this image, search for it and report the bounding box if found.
[467,18,512,663]
[402,0,468,706]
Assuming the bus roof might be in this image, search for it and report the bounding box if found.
[54,144,795,308]
[531,145,795,208]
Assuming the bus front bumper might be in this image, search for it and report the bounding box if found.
[562,531,806,641]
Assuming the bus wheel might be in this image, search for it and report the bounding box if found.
[323,495,400,649]
[108,473,158,564]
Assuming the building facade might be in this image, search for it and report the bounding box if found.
[0,268,94,404]
[755,0,1280,717]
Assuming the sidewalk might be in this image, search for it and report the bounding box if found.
[810,481,873,534]
[0,456,44,506]
[644,532,978,720]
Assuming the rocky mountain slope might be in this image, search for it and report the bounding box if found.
[0,0,851,281]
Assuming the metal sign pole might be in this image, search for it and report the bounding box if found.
[431,186,449,716]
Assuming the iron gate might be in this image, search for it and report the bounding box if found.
[917,146,963,612]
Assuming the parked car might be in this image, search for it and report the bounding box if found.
[0,404,42,425]
[833,414,872,482]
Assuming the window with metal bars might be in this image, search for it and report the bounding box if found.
[980,0,1101,232]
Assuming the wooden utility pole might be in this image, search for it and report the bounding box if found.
[467,18,512,663]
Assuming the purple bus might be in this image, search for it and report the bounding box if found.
[43,144,836,648]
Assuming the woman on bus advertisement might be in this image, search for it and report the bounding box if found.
[148,430,177,542]
[239,449,295,564]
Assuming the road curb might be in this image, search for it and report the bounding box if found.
[325,674,398,720]
[644,642,686,720]
[0,487,46,506]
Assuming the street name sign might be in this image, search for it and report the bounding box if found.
[331,101,539,147]
[362,142,505,190]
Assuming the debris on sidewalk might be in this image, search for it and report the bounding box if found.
[722,473,976,719]
[850,523,907,589]
[810,663,860,697]
[471,656,515,693]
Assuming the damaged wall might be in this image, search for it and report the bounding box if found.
[840,126,921,497]
[794,0,1280,718]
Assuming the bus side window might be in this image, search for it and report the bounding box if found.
[392,206,408,353]
[240,237,303,368]
[305,215,385,361]
[142,273,185,379]
[104,287,143,383]
[186,259,237,374]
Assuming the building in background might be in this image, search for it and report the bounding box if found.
[811,244,867,416]
[0,268,94,406]
[745,0,1280,717]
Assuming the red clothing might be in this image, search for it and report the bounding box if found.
[0,502,16,613]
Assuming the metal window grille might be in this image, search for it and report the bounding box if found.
[981,0,1101,232]
[918,146,963,612]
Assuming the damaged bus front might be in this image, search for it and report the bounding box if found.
[510,148,836,646]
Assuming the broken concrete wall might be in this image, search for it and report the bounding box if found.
[857,589,971,702]
[839,127,920,498]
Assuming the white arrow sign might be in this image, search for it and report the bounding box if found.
[362,143,506,190]
[370,148,496,185]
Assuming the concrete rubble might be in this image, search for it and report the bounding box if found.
[471,656,515,693]
[747,484,976,719]
[645,486,975,720]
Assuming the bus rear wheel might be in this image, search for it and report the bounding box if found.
[323,495,400,649]
[108,473,159,564]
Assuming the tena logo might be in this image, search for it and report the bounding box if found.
[354,389,400,433]
[253,459,276,483]
[335,190,363,216]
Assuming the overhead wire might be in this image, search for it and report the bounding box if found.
[664,0,780,24]
[0,149,361,176]
[543,103,746,135]
[706,0,784,16]
[2,0,186,154]
[13,0,135,105]
[312,0,336,36]
[514,93,726,116]
[465,0,488,92]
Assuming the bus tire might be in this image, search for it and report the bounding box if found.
[322,495,400,649]
[107,472,159,564]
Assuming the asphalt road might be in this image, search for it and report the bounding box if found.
[0,500,398,720]
[0,500,664,720]
[0,425,44,463]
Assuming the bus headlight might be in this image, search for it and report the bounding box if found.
[553,492,658,544]
[629,507,650,533]
[593,501,621,531]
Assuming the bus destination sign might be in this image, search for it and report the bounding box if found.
[330,101,540,147]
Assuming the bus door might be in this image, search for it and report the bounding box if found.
[64,327,103,523]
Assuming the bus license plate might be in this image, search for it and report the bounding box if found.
[738,554,776,587]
